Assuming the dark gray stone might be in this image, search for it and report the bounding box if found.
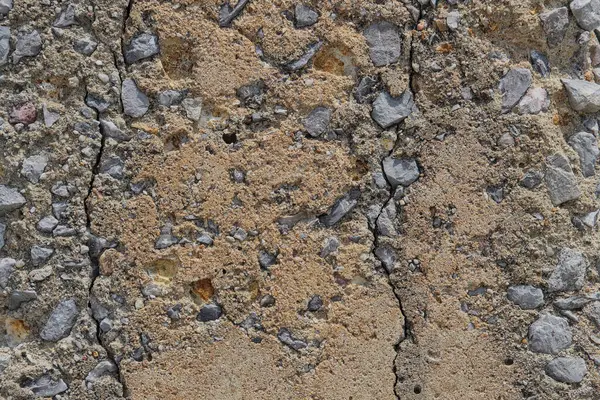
[568,131,599,177]
[85,360,117,383]
[499,68,532,113]
[0,222,4,250]
[155,225,178,249]
[260,294,275,307]
[354,76,379,104]
[377,200,397,237]
[13,30,42,63]
[571,0,600,31]
[363,22,401,67]
[122,78,149,118]
[545,356,587,383]
[554,296,592,310]
[73,37,97,56]
[371,90,414,129]
[0,0,12,16]
[54,3,76,28]
[530,50,550,77]
[548,247,588,292]
[539,7,569,47]
[283,41,323,71]
[8,290,37,310]
[486,185,504,203]
[507,285,544,309]
[307,295,323,311]
[157,90,187,106]
[303,106,331,137]
[26,375,68,397]
[21,154,48,184]
[0,27,10,66]
[0,185,26,216]
[85,93,110,113]
[319,189,360,227]
[196,234,213,246]
[31,246,54,266]
[382,157,419,188]
[197,304,222,322]
[374,246,396,273]
[320,236,339,258]
[277,327,307,350]
[0,258,15,288]
[528,314,572,354]
[218,0,251,27]
[545,154,581,206]
[52,225,76,237]
[295,4,319,28]
[258,249,278,269]
[100,119,131,142]
[100,156,124,179]
[520,170,543,189]
[236,81,264,109]
[124,33,160,64]
[562,79,600,113]
[51,182,73,198]
[40,299,79,341]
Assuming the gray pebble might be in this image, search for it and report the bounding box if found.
[52,225,76,237]
[570,0,600,31]
[0,0,12,16]
[568,131,599,177]
[99,318,113,332]
[354,75,379,104]
[8,290,37,310]
[382,157,419,188]
[155,225,178,249]
[303,106,331,138]
[0,257,15,288]
[86,360,117,383]
[0,27,10,66]
[545,154,581,206]
[307,295,323,311]
[124,33,160,64]
[377,200,397,237]
[520,170,543,189]
[73,36,97,56]
[374,245,396,273]
[122,78,149,118]
[258,249,278,269]
[54,3,76,28]
[157,89,187,106]
[545,356,587,383]
[295,4,319,28]
[548,248,588,292]
[166,304,181,320]
[233,227,247,241]
[319,189,360,227]
[236,81,264,109]
[562,79,600,113]
[13,30,42,63]
[530,50,550,77]
[43,104,60,127]
[507,285,544,309]
[100,156,124,179]
[230,169,245,183]
[85,93,111,113]
[499,68,532,113]
[196,233,213,246]
[528,314,572,354]
[284,40,323,71]
[31,245,54,266]
[447,11,460,30]
[100,119,130,142]
[554,296,592,310]
[539,7,569,47]
[40,299,79,342]
[585,301,600,328]
[363,22,401,67]
[0,222,4,250]
[21,154,48,184]
[260,294,275,307]
[371,90,414,129]
[277,327,307,350]
[181,98,202,121]
[52,202,68,219]
[26,375,68,397]
[197,304,222,322]
[516,87,549,114]
[0,185,26,216]
[486,185,504,203]
[320,236,339,258]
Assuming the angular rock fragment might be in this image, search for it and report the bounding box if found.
[122,78,149,118]
[539,7,569,47]
[73,36,97,56]
[520,170,543,189]
[219,0,251,27]
[100,156,124,179]
[100,119,130,142]
[0,27,10,66]
[319,189,360,227]
[371,90,414,129]
[570,0,600,31]
[85,94,111,113]
[545,357,587,383]
[499,68,532,113]
[568,131,599,177]
[363,22,401,67]
[9,102,37,125]
[0,0,12,16]
[530,50,550,77]
[13,30,42,63]
[21,154,48,184]
[284,41,323,71]
[0,185,26,216]
[236,81,264,109]
[155,225,178,249]
[25,375,68,397]
[377,201,397,237]
[42,104,59,127]
[31,245,54,266]
[8,290,37,310]
[383,157,419,188]
[40,299,78,341]
[277,328,307,350]
[0,222,4,250]
[507,285,544,309]
[157,89,187,106]
[354,75,379,104]
[295,4,319,28]
[447,11,460,30]
[548,248,588,292]
[197,304,222,322]
[258,249,278,269]
[528,314,572,354]
[124,33,160,64]
[307,295,323,311]
[544,154,581,206]
[554,296,592,310]
[320,237,339,258]
[86,360,117,383]
[182,98,202,121]
[562,79,600,113]
[51,183,73,198]
[54,3,76,28]
[0,258,15,288]
[374,245,396,273]
[260,294,275,307]
[516,87,549,114]
[53,225,76,237]
[303,106,331,137]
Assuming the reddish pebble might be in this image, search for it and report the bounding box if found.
[9,102,37,125]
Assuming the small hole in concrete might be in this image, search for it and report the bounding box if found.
[504,358,514,365]
[223,132,237,144]
[414,385,422,394]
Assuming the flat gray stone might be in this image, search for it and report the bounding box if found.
[539,7,569,47]
[21,154,48,184]
[584,301,600,328]
[295,4,319,28]
[516,87,549,114]
[86,360,117,383]
[383,157,419,188]
[371,90,414,129]
[100,119,130,142]
[319,189,360,227]
[548,248,588,292]
[31,245,54,266]
[26,375,68,397]
[40,299,78,341]
[507,285,544,309]
[8,290,37,310]
[258,249,278,269]
[197,304,222,322]
[374,245,396,273]
[377,200,397,237]
[181,98,202,121]
[0,185,26,216]
[554,296,592,310]
[283,41,322,71]
[122,78,149,118]
[447,11,460,30]
[42,104,59,127]
[364,22,401,67]
[73,36,97,56]
[124,33,160,64]
[499,68,532,113]
[562,79,600,113]
[0,0,12,16]
[570,0,600,31]
[0,258,15,288]
[54,3,76,28]
[277,327,307,350]
[568,132,599,177]
[320,237,339,258]
[157,90,187,106]
[528,314,572,354]
[100,156,124,179]
[13,30,42,63]
[545,154,581,206]
[303,106,331,137]
[0,222,4,250]
[521,170,543,189]
[545,356,587,383]
[0,27,10,66]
